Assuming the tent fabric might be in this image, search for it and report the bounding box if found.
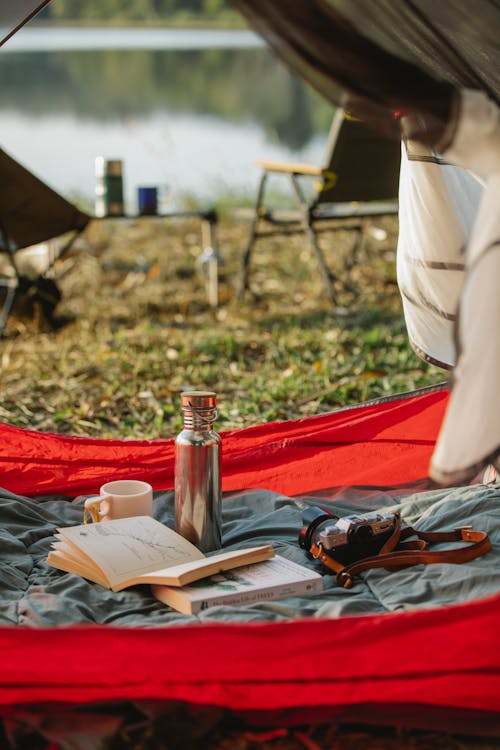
[396,139,483,369]
[1,386,500,734]
[0,147,90,252]
[429,90,500,483]
[231,0,500,145]
[1,594,500,732]
[0,1,51,48]
[0,385,448,498]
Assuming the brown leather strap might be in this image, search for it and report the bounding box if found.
[379,512,403,554]
[310,524,491,589]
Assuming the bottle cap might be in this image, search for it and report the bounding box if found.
[181,391,217,410]
[95,157,123,177]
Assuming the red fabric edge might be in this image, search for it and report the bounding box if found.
[0,385,448,496]
[0,592,499,716]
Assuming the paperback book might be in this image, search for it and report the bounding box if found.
[152,554,323,614]
[46,515,274,592]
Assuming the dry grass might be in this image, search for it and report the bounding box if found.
[0,213,444,439]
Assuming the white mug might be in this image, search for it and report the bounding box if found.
[84,479,153,523]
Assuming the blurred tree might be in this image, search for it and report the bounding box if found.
[45,0,235,21]
[0,46,332,148]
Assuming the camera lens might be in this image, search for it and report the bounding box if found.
[298,506,338,550]
[351,522,373,545]
[349,523,373,550]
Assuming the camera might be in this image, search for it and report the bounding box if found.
[298,506,398,566]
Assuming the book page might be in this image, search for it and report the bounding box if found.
[58,516,204,589]
[50,539,100,571]
[47,548,109,588]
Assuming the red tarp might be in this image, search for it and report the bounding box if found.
[1,385,499,733]
[0,385,448,497]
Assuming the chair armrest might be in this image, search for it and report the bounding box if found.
[255,160,324,176]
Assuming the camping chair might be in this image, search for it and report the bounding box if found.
[0,147,90,337]
[239,109,401,303]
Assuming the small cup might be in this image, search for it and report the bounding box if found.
[137,186,158,216]
[84,479,153,523]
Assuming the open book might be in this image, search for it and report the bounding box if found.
[46,516,274,592]
[152,555,323,615]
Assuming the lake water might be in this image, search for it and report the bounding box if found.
[0,27,333,213]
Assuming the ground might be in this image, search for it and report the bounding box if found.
[0,213,444,438]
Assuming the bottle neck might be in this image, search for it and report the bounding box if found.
[182,406,217,431]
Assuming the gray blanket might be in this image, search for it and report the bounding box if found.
[1,483,498,626]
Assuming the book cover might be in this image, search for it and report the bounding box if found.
[152,555,323,614]
[46,515,274,591]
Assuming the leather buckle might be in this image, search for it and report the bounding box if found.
[337,571,353,589]
[458,525,475,542]
[310,542,323,560]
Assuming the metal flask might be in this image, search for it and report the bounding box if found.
[174,391,222,552]
[95,157,124,217]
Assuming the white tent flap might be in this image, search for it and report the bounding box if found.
[429,90,500,482]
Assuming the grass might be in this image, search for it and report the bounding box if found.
[0,213,445,438]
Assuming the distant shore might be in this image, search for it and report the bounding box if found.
[30,14,247,31]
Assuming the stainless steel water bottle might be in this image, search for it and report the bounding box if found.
[174,391,222,552]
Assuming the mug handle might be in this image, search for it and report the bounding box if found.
[84,496,103,524]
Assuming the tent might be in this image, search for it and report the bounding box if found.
[1,2,500,747]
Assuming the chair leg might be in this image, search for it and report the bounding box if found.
[0,281,17,338]
[238,233,255,299]
[304,221,338,305]
[200,214,219,309]
[288,175,338,305]
[238,172,268,299]
[345,220,367,271]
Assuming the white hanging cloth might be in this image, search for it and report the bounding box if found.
[400,90,500,484]
[397,138,483,370]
